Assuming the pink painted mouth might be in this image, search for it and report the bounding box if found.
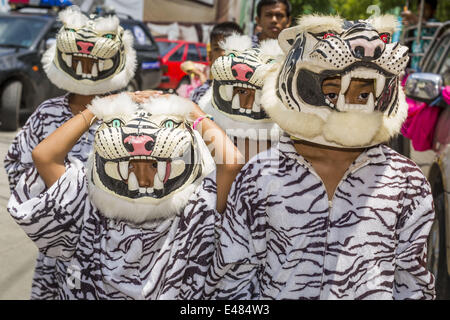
[164,161,171,183]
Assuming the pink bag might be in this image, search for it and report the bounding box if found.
[401,97,442,151]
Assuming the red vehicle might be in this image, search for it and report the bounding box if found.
[155,38,208,91]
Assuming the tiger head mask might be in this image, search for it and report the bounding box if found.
[262,15,409,148]
[42,6,137,95]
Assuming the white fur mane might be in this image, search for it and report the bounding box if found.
[219,33,253,52]
[94,15,120,33]
[58,6,88,28]
[88,92,138,120]
[141,95,195,121]
[296,14,344,34]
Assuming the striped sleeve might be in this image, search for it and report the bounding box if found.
[394,176,436,299]
[7,157,91,261]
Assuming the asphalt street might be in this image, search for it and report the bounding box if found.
[0,129,435,300]
[0,130,37,300]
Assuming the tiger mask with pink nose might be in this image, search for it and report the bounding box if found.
[86,93,214,223]
[200,34,283,141]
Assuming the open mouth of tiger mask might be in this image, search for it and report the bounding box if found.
[86,93,214,224]
[42,6,136,95]
[262,14,410,148]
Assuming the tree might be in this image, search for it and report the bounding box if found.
[288,0,449,21]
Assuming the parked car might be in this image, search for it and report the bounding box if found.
[155,38,208,91]
[404,21,450,300]
[0,6,161,131]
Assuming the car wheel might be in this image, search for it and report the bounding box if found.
[427,164,450,300]
[177,76,191,89]
[126,79,139,92]
[0,81,22,131]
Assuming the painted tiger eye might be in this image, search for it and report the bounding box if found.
[164,120,175,128]
[112,119,121,128]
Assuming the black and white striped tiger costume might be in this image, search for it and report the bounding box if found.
[4,5,136,299]
[7,94,216,299]
[165,14,436,300]
[203,134,435,299]
[146,134,436,300]
[4,94,97,299]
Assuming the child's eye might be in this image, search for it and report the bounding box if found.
[325,93,338,100]
[359,93,370,100]
[66,28,76,32]
[103,34,115,40]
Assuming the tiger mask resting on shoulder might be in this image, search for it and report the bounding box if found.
[87,93,215,223]
[263,14,409,148]
[42,6,136,95]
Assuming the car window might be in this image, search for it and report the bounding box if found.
[427,34,450,73]
[156,41,178,56]
[198,45,207,61]
[46,21,62,40]
[0,17,46,48]
[186,44,199,61]
[121,22,154,46]
[439,49,450,86]
[169,44,185,61]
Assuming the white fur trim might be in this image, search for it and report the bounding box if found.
[296,14,343,34]
[369,14,399,36]
[58,6,88,29]
[41,30,136,95]
[322,112,382,147]
[219,34,253,52]
[259,39,284,60]
[199,87,281,141]
[141,95,194,119]
[94,16,120,33]
[88,92,137,120]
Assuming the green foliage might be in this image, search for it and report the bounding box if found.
[289,0,449,22]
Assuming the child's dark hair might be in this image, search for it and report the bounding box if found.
[256,0,292,18]
[210,22,243,43]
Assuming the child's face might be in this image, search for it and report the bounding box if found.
[209,35,225,67]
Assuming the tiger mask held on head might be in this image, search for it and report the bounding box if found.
[42,6,136,95]
[200,34,283,141]
[86,93,215,224]
[262,14,410,148]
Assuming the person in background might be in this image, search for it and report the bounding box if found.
[401,0,439,71]
[190,21,243,104]
[252,0,292,47]
[176,61,208,98]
